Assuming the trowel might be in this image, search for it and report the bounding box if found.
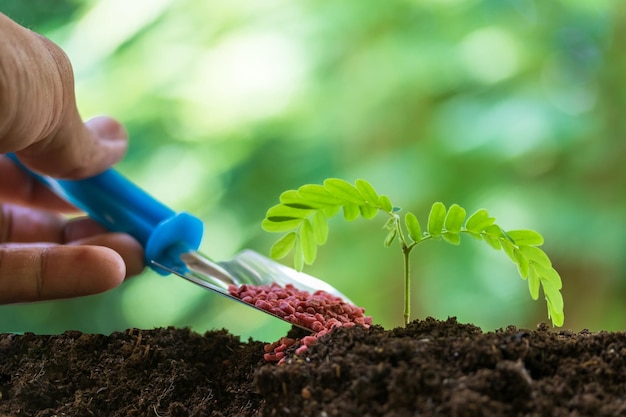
[6,153,352,327]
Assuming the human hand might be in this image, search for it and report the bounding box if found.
[0,13,144,303]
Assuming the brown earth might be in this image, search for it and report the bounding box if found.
[1,317,624,417]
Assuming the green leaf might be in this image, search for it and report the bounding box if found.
[483,224,505,237]
[506,230,544,246]
[442,232,461,245]
[279,190,317,209]
[528,267,541,300]
[312,210,328,245]
[518,246,552,269]
[482,224,504,250]
[262,218,304,233]
[359,204,378,219]
[543,280,564,326]
[379,195,393,212]
[514,250,529,278]
[269,232,297,260]
[427,202,446,236]
[444,204,466,233]
[343,204,360,221]
[298,184,342,206]
[482,234,501,250]
[293,237,304,272]
[501,240,516,262]
[465,231,484,241]
[534,264,562,290]
[355,179,381,206]
[323,178,366,205]
[266,204,313,220]
[383,216,398,231]
[548,306,565,327]
[384,229,397,247]
[405,212,422,242]
[465,209,495,233]
[323,205,341,218]
[300,219,317,264]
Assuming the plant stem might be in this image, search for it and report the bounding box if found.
[402,245,411,325]
[388,212,412,326]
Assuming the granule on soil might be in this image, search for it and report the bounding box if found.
[228,283,372,362]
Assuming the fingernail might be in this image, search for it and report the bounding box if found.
[85,116,127,142]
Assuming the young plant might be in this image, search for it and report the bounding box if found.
[261,179,564,327]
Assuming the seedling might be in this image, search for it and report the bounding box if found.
[262,178,564,327]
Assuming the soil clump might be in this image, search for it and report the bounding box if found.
[1,317,624,416]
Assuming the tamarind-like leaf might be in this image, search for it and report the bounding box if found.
[293,236,304,272]
[262,218,304,232]
[405,212,422,242]
[379,195,393,212]
[528,267,541,300]
[312,210,328,245]
[343,203,360,221]
[482,224,505,250]
[360,204,379,219]
[444,204,466,233]
[279,190,318,209]
[323,205,341,218]
[270,232,297,260]
[533,263,562,290]
[265,204,313,220]
[442,232,461,245]
[383,216,398,231]
[515,250,529,278]
[324,178,366,204]
[384,228,397,247]
[518,246,552,269]
[543,280,564,326]
[501,240,516,262]
[507,229,544,246]
[465,209,495,233]
[427,202,446,236]
[300,219,317,265]
[355,179,381,206]
[298,184,342,205]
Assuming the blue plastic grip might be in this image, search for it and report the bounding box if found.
[6,154,204,275]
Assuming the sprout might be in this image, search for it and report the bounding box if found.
[262,178,564,327]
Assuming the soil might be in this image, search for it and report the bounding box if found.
[1,317,625,417]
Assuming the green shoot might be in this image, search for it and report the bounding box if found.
[262,178,564,327]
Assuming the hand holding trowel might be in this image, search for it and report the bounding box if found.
[7,153,353,329]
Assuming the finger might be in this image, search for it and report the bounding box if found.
[0,204,89,243]
[0,204,118,244]
[0,206,145,277]
[63,217,110,242]
[0,204,65,244]
[0,156,77,211]
[0,244,125,304]
[16,115,128,179]
[68,233,145,278]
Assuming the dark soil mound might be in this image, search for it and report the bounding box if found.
[1,317,624,416]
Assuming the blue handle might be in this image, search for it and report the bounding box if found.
[6,153,203,275]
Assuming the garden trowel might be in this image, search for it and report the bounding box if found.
[6,153,352,328]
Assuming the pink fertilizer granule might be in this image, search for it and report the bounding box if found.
[228,283,372,363]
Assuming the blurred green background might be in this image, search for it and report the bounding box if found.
[1,0,624,341]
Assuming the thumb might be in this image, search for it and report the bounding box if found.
[1,24,128,179]
[16,115,128,179]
